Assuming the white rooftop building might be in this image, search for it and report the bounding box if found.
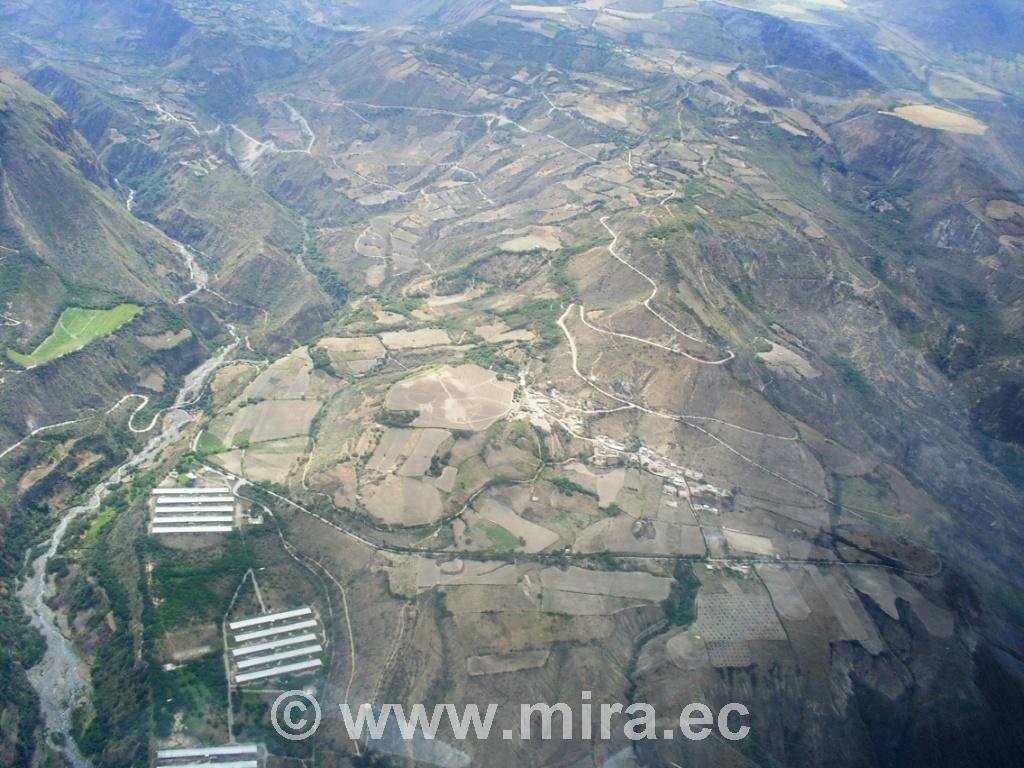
[227,606,325,685]
[151,486,236,535]
[155,743,262,768]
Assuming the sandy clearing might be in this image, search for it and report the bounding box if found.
[577,95,630,129]
[365,264,386,287]
[499,230,562,253]
[426,287,487,307]
[724,528,776,556]
[398,429,450,477]
[432,466,458,492]
[885,105,987,135]
[574,515,705,556]
[139,329,192,350]
[666,632,711,670]
[444,585,537,614]
[603,8,657,20]
[415,559,522,590]
[230,399,322,444]
[475,321,536,343]
[243,438,308,483]
[807,567,885,654]
[756,565,812,620]
[362,474,444,525]
[380,328,450,349]
[541,591,645,616]
[467,650,549,676]
[386,364,515,431]
[138,367,166,392]
[986,200,1024,221]
[243,348,312,400]
[475,499,560,553]
[318,336,386,354]
[367,428,417,473]
[539,566,672,601]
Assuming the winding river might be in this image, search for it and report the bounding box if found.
[15,223,230,765]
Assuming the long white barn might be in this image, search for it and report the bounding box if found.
[155,743,262,768]
[227,606,325,685]
[151,486,236,535]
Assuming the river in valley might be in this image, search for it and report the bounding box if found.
[16,221,231,765]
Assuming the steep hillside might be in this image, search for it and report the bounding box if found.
[0,70,215,768]
[0,3,1022,768]
[0,71,191,339]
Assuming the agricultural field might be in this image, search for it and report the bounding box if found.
[385,364,516,431]
[314,335,386,374]
[7,304,142,367]
[885,104,988,135]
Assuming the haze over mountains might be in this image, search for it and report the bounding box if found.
[1,2,1023,767]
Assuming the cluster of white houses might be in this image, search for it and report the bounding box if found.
[155,744,262,768]
[228,606,325,685]
[151,486,236,535]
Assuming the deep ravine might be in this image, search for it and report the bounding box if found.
[16,220,230,766]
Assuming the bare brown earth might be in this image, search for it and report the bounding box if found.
[886,104,988,134]
[385,365,516,431]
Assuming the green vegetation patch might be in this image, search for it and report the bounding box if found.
[664,561,701,628]
[550,475,599,499]
[152,652,228,739]
[830,355,872,397]
[144,534,251,628]
[376,409,418,427]
[80,506,117,551]
[472,520,521,552]
[380,295,425,318]
[461,345,518,377]
[838,471,899,519]
[232,429,253,449]
[195,431,226,456]
[7,304,142,367]
[496,299,563,349]
[309,345,336,375]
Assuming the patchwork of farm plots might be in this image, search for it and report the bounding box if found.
[382,555,679,675]
[194,316,759,559]
[203,348,323,483]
